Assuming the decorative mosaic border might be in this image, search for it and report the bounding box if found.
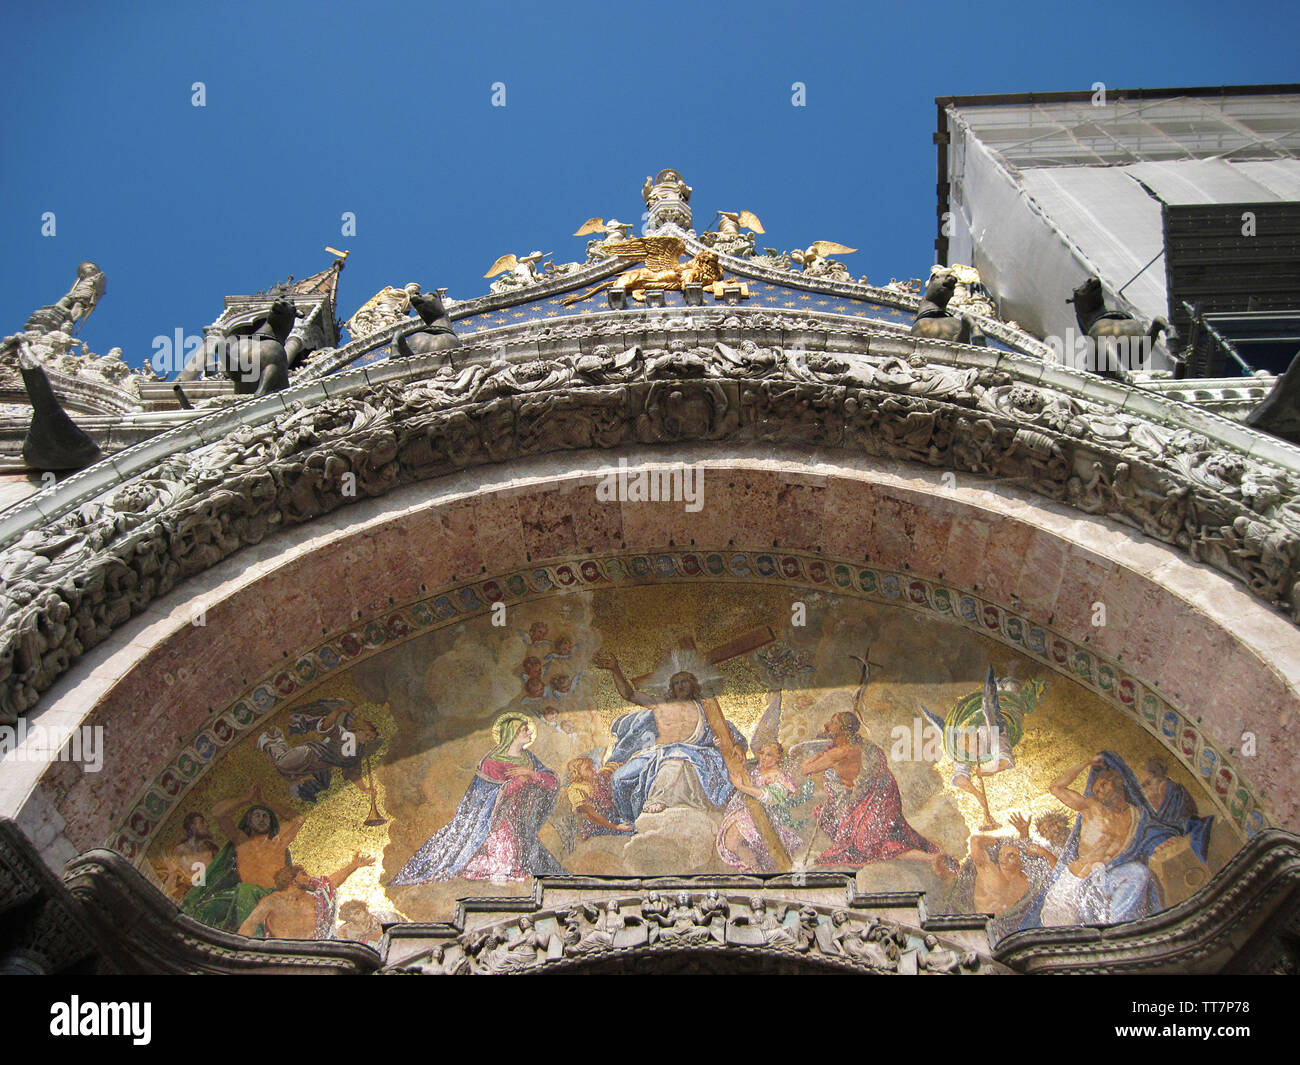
[112,550,1268,859]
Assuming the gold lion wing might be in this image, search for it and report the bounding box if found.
[573,217,607,237]
[599,236,686,272]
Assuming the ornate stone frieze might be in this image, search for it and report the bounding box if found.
[382,878,999,975]
[3,328,1300,727]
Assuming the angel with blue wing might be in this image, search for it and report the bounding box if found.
[920,666,1047,830]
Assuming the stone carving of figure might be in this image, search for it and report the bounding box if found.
[728,896,799,949]
[919,932,978,974]
[697,889,731,930]
[345,283,420,340]
[413,942,470,975]
[563,902,620,954]
[700,210,764,258]
[484,252,547,294]
[789,904,821,953]
[642,169,693,231]
[25,261,106,335]
[647,891,717,945]
[465,917,548,974]
[575,217,635,260]
[830,911,900,970]
[791,241,856,281]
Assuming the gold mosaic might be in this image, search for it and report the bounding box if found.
[149,583,1236,946]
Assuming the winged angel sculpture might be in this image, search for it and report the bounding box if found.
[561,236,724,306]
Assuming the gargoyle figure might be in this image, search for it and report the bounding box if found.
[562,237,722,306]
[1066,276,1171,381]
[223,297,303,396]
[3,335,102,471]
[394,290,460,358]
[911,272,985,346]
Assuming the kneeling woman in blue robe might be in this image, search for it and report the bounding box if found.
[389,714,565,885]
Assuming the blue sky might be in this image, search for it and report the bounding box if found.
[2,0,1296,371]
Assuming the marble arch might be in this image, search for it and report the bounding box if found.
[5,260,1300,971]
[4,443,1295,885]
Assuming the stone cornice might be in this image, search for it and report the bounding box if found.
[296,256,627,380]
[0,363,140,418]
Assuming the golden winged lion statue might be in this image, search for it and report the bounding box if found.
[562,236,723,306]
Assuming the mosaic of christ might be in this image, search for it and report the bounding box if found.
[148,583,1238,947]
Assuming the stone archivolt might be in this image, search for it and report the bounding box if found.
[4,326,1300,726]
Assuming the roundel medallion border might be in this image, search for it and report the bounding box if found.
[108,544,1265,861]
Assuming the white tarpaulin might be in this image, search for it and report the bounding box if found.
[943,93,1300,369]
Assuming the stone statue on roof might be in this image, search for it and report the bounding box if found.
[575,218,635,261]
[484,251,547,294]
[642,169,693,232]
[345,283,421,341]
[791,241,857,282]
[700,210,765,258]
[25,262,106,335]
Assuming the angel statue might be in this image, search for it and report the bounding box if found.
[574,217,634,260]
[700,210,765,258]
[484,252,548,294]
[718,210,765,237]
[920,666,1047,830]
[561,236,724,307]
[791,241,857,281]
